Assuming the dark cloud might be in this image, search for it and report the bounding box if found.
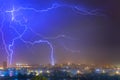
[0,0,120,65]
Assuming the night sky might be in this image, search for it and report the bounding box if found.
[0,0,120,65]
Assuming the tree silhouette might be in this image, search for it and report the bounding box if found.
[32,75,47,80]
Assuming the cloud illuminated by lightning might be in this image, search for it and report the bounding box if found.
[0,3,104,66]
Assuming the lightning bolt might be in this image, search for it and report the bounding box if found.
[0,3,104,66]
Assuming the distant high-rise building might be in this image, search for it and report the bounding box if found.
[3,61,7,69]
